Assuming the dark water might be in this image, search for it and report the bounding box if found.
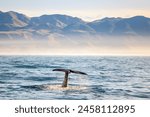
[0,56,150,100]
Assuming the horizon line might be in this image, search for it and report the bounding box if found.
[0,54,150,57]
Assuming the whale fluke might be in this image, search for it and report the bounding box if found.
[53,69,87,87]
[53,69,87,75]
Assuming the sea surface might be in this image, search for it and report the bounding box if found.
[0,56,150,100]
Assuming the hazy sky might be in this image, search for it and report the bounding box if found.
[0,0,150,21]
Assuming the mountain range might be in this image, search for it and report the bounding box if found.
[0,11,150,39]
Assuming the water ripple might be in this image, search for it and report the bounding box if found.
[0,56,150,99]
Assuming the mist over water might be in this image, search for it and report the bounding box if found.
[0,56,150,100]
[0,35,150,55]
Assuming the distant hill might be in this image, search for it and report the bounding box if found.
[88,16,150,35]
[0,11,150,39]
[0,11,30,31]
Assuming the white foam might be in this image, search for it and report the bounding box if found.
[42,85,87,91]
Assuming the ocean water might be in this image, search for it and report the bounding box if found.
[0,56,150,100]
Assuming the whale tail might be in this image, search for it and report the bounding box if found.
[53,69,87,87]
[53,69,87,75]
